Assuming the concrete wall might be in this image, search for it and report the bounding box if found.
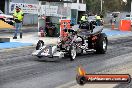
[104,12,132,30]
[104,12,130,25]
[45,2,71,17]
[11,0,38,4]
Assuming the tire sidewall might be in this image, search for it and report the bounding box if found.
[76,36,84,55]
[95,33,108,54]
[69,44,77,61]
[36,40,44,50]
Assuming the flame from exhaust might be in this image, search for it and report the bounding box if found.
[78,66,86,76]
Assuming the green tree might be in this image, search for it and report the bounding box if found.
[85,0,101,14]
[104,0,122,11]
[85,0,131,14]
[123,0,131,12]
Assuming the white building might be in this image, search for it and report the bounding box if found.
[38,0,86,24]
[3,0,86,25]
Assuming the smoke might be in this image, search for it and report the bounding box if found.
[122,0,127,3]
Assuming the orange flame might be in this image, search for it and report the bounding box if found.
[78,66,86,76]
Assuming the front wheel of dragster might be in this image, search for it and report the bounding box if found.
[76,36,84,55]
[95,33,108,54]
[69,44,77,61]
[36,40,44,58]
[36,40,44,50]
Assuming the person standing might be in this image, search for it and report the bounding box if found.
[81,14,88,22]
[95,14,101,26]
[79,14,88,28]
[13,6,24,39]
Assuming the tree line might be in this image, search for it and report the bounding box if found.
[85,0,131,14]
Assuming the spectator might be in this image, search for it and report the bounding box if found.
[13,6,24,39]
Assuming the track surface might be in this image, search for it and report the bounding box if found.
[1,37,132,88]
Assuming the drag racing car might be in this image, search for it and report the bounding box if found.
[32,21,108,61]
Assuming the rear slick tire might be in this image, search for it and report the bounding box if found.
[95,33,108,54]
